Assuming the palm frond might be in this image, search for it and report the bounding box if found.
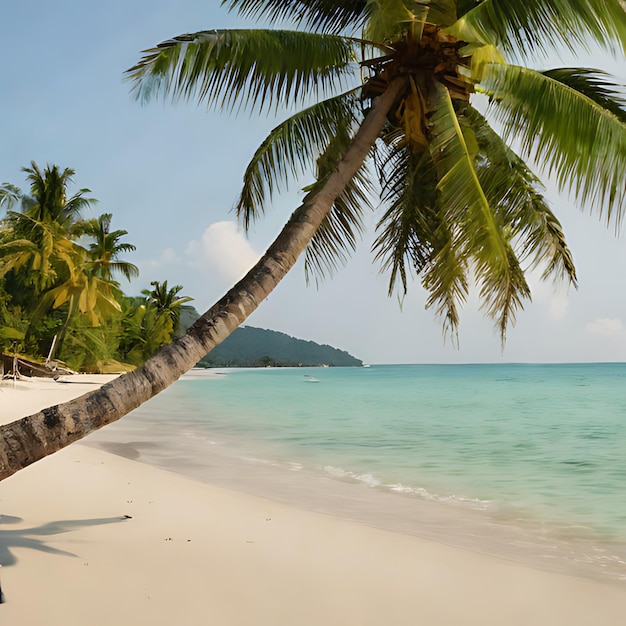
[303,173,370,284]
[462,106,577,286]
[363,0,428,43]
[419,1,458,27]
[222,0,370,35]
[303,123,375,284]
[421,221,469,345]
[0,184,21,212]
[542,68,626,123]
[480,63,626,228]
[455,0,479,19]
[236,89,362,228]
[427,82,508,273]
[373,141,439,295]
[126,29,359,113]
[477,242,531,345]
[90,260,140,281]
[0,239,39,277]
[448,0,626,59]
[428,89,537,342]
[372,134,470,343]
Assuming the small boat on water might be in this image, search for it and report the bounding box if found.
[303,374,320,383]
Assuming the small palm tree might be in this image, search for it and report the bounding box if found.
[1,2,625,479]
[141,280,193,337]
[4,162,95,234]
[77,213,139,282]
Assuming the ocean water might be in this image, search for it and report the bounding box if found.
[86,363,626,583]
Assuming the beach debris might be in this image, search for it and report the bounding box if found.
[1,352,74,380]
[122,515,133,519]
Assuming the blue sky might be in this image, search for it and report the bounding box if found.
[2,1,626,363]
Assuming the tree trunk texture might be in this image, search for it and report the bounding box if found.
[0,78,406,481]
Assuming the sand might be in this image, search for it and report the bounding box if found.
[2,376,626,625]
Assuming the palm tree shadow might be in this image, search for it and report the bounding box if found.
[0,513,130,567]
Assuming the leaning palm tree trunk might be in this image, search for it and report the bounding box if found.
[0,79,405,481]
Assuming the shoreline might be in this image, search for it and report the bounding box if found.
[85,419,626,587]
[2,376,626,624]
[82,369,626,586]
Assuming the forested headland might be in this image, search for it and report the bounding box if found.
[195,325,362,368]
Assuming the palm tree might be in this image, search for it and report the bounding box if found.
[0,163,96,296]
[0,166,127,359]
[77,213,139,282]
[5,162,94,233]
[141,280,193,337]
[117,282,194,365]
[1,1,625,479]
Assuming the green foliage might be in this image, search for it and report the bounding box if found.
[23,310,65,358]
[236,89,362,228]
[127,29,357,114]
[0,162,183,372]
[141,280,194,337]
[0,284,28,353]
[449,0,626,59]
[77,213,140,281]
[59,320,120,372]
[118,298,176,366]
[222,0,370,35]
[480,63,626,227]
[128,0,626,346]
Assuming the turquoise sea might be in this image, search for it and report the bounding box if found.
[87,363,626,583]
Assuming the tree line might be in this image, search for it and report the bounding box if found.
[0,162,192,373]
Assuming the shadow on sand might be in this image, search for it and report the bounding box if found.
[0,513,131,603]
[0,513,131,567]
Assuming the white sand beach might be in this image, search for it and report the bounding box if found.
[2,376,626,625]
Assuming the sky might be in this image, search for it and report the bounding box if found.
[2,1,626,364]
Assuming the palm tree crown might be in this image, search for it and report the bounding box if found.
[5,162,95,233]
[141,280,194,336]
[77,213,139,282]
[127,1,626,344]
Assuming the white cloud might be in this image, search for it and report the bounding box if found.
[186,221,260,286]
[585,318,624,338]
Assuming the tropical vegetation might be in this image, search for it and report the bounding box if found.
[0,162,191,372]
[1,1,625,479]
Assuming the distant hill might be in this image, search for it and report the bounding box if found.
[195,325,362,368]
